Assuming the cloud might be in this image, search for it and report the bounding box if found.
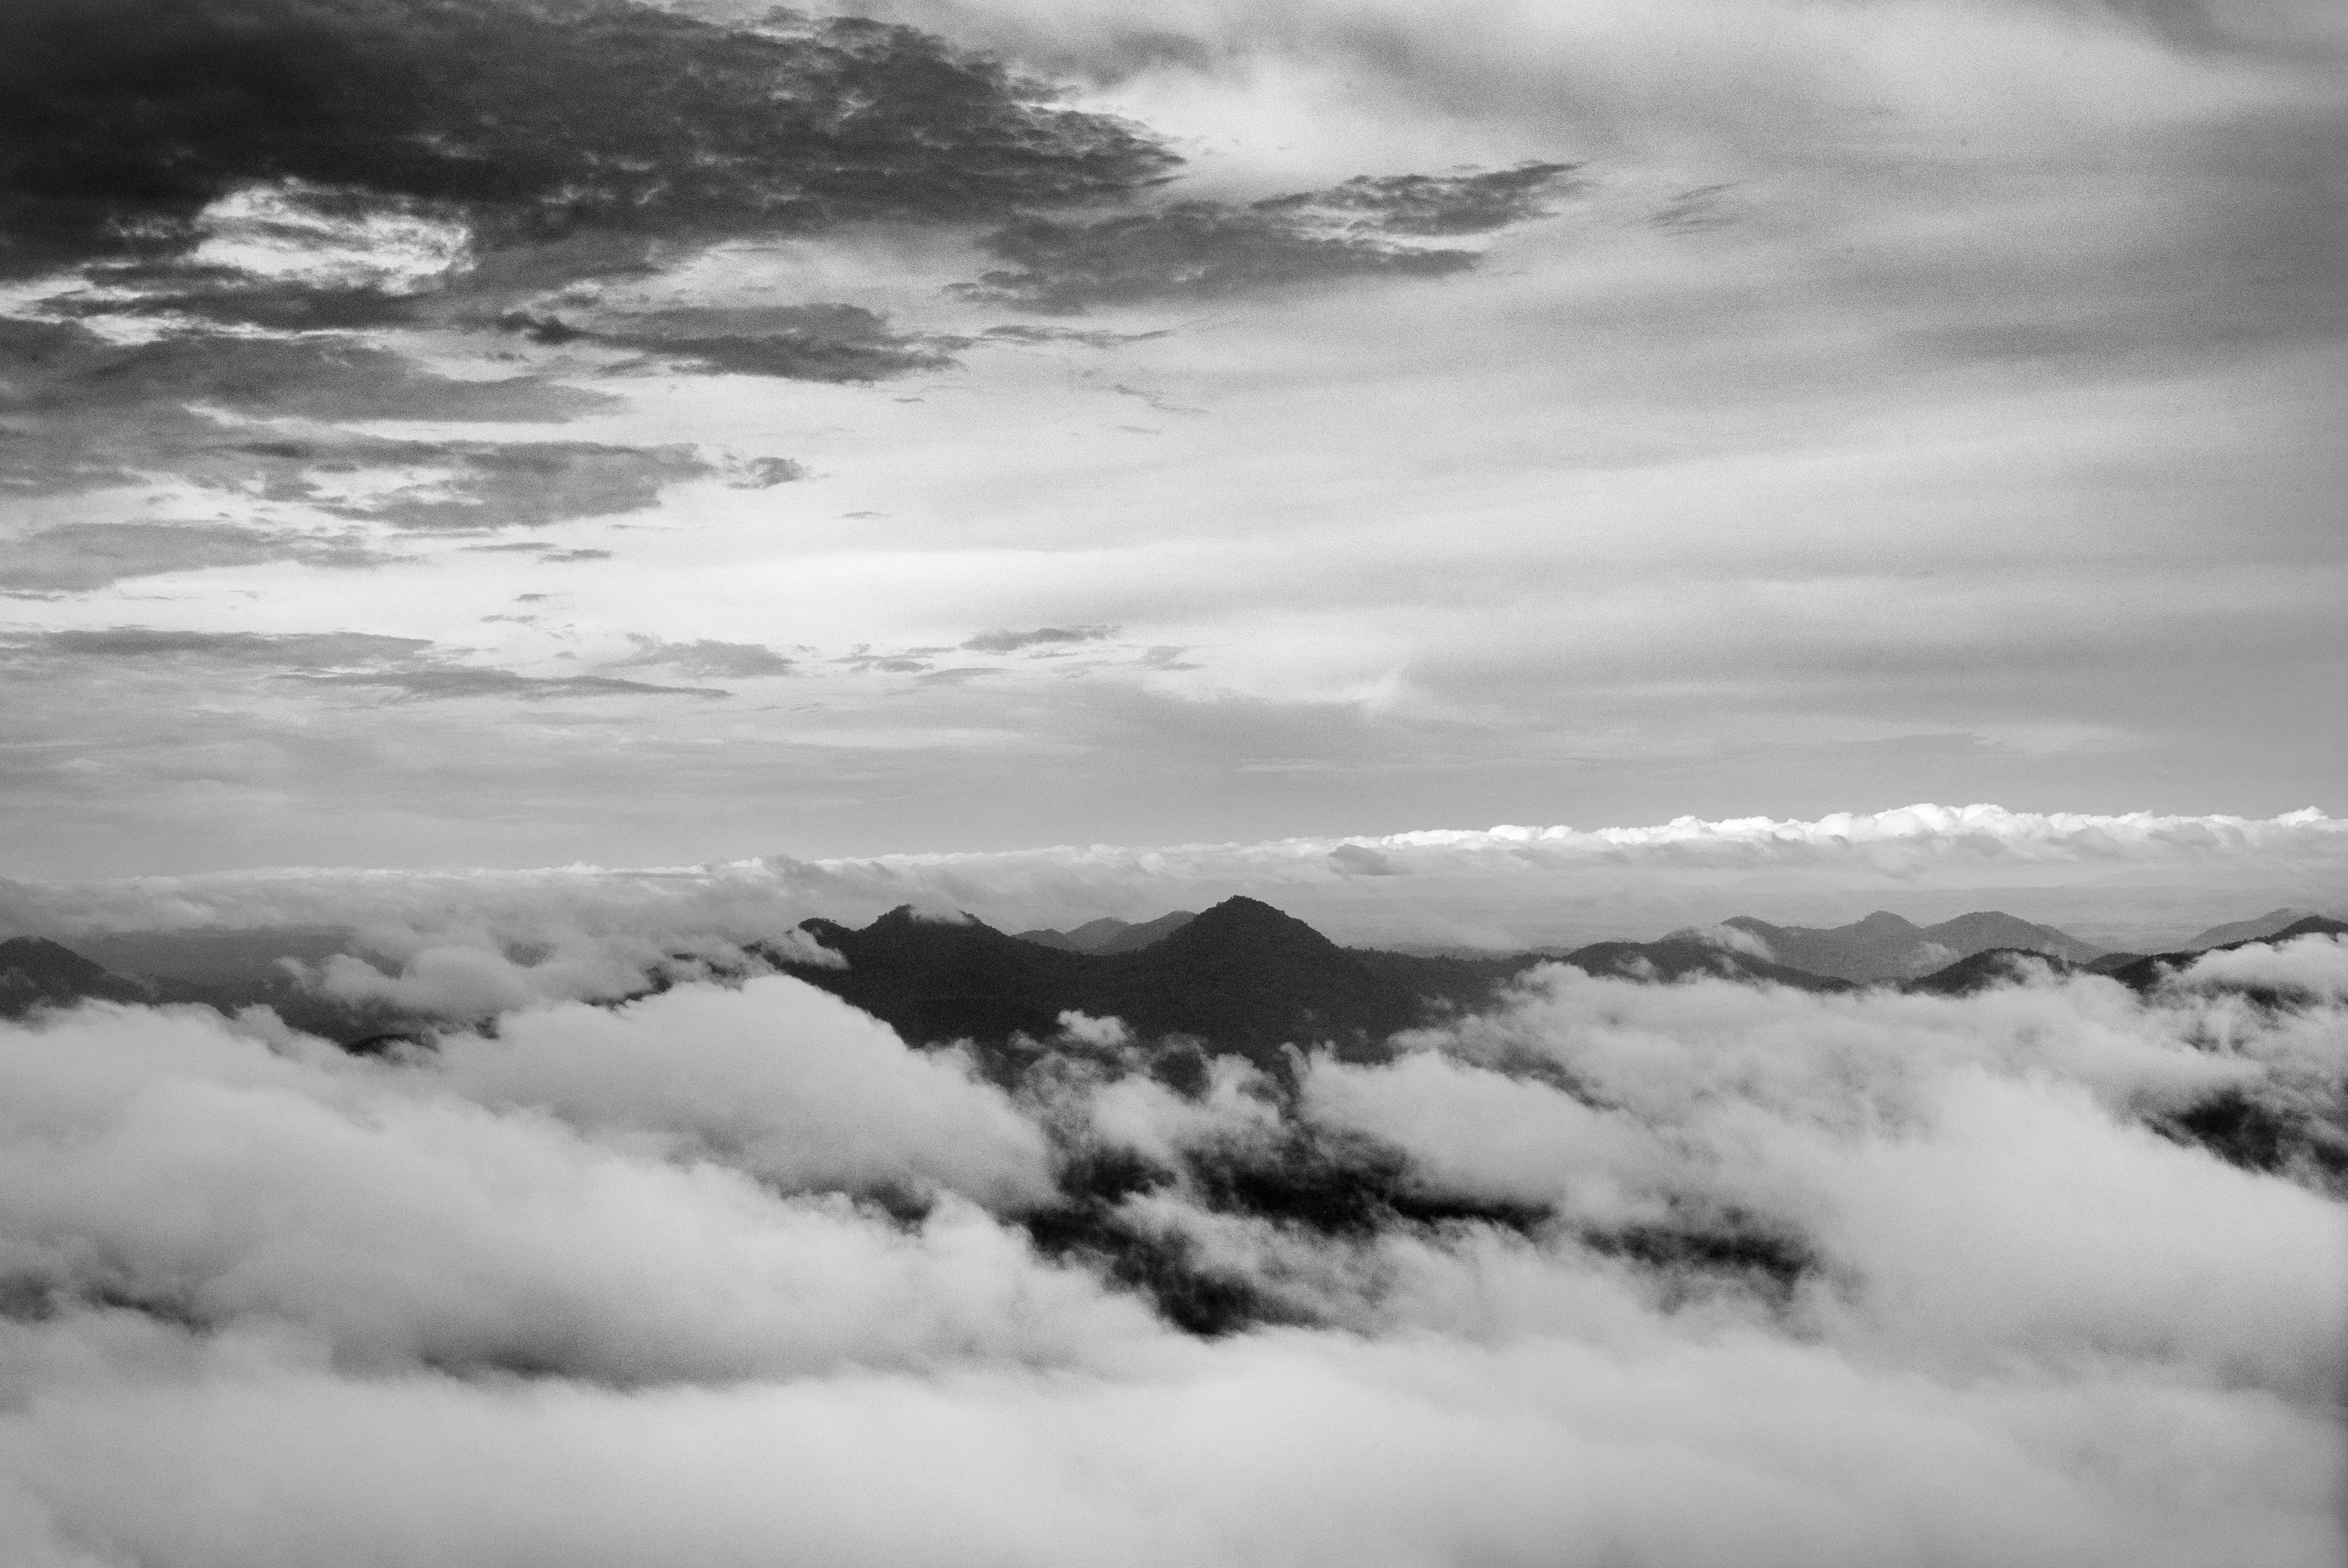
[2174,933,2348,1000]
[0,0,1176,278]
[432,977,1056,1208]
[499,304,961,383]
[3,628,433,669]
[0,1002,1141,1385]
[0,522,396,593]
[0,317,617,500]
[1325,843,1401,877]
[4,804,2343,955]
[953,162,1579,313]
[257,438,713,533]
[606,637,798,679]
[961,625,1117,652]
[0,628,728,705]
[0,949,2339,1564]
[293,669,728,703]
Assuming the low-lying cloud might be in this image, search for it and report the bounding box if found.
[0,929,2337,1565]
[4,804,2343,959]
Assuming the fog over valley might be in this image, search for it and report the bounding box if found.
[2,0,2341,1561]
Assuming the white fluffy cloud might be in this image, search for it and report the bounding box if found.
[0,917,2340,1565]
[433,977,1054,1208]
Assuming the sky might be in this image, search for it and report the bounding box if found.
[2,13,2343,1561]
[2,0,2342,890]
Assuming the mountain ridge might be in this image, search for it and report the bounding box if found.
[1721,909,2103,982]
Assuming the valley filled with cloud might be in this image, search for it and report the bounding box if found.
[1,909,2342,1567]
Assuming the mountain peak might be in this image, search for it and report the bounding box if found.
[1855,911,1920,931]
[1174,896,1341,951]
[0,936,148,1015]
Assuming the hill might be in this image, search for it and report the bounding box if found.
[1722,910,2102,983]
[0,937,149,1016]
[2177,908,2321,950]
[1903,948,2078,996]
[1014,911,1196,954]
[773,896,1537,1075]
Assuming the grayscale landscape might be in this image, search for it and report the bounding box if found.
[1,1,2343,1563]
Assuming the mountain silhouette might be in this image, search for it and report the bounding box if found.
[1015,911,1196,954]
[0,937,148,1016]
[1723,910,2102,982]
[775,896,1536,1074]
[1903,948,2078,995]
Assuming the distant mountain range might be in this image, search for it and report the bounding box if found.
[6,901,2343,1062]
[1717,911,2106,983]
[774,898,1531,1076]
[1014,911,1197,954]
[2177,907,2321,950]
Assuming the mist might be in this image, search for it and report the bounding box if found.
[0,937,2338,1566]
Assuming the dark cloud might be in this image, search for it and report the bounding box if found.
[498,303,959,383]
[2,317,605,443]
[206,436,705,533]
[980,324,1173,348]
[956,162,1580,313]
[1252,162,1583,236]
[280,439,708,532]
[962,625,1116,652]
[45,270,428,331]
[0,318,711,540]
[0,0,1178,278]
[0,521,395,592]
[725,457,808,488]
[0,317,623,500]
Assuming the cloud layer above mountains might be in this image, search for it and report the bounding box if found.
[6,803,2344,969]
[0,927,2340,1565]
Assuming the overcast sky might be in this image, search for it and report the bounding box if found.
[2,0,2342,879]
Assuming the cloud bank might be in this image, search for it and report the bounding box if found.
[5,804,2343,969]
[0,926,2339,1565]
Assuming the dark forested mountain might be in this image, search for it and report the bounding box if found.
[1722,910,2103,983]
[1015,911,1197,954]
[0,937,148,1016]
[775,896,1537,1074]
[1902,948,2079,995]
